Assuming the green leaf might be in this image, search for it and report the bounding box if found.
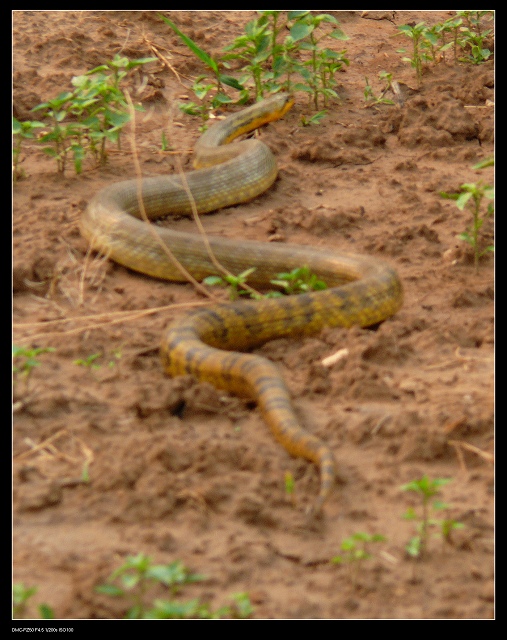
[218,74,244,91]
[146,598,201,619]
[123,56,157,69]
[405,536,422,557]
[455,191,473,210]
[161,16,218,74]
[95,584,125,596]
[329,29,349,41]
[39,604,55,619]
[230,592,254,618]
[12,117,22,134]
[287,11,310,20]
[290,21,314,42]
[473,157,494,169]
[212,93,233,107]
[126,604,143,619]
[315,13,339,24]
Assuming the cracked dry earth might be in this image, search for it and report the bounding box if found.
[13,11,494,619]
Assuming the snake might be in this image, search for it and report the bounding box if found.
[80,92,403,513]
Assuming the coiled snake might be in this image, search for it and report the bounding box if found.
[80,93,403,513]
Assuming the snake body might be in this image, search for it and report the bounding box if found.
[81,93,403,512]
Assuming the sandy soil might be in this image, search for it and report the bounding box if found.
[13,10,494,620]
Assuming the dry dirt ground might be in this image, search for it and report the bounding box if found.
[12,11,494,620]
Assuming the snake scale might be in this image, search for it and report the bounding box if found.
[80,93,403,513]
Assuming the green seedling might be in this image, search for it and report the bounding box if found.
[13,584,54,619]
[71,54,155,163]
[87,53,157,93]
[300,110,328,126]
[257,10,287,88]
[284,470,296,505]
[439,516,465,547]
[179,76,233,131]
[289,11,349,109]
[222,16,273,100]
[13,345,55,403]
[420,22,448,63]
[163,12,348,114]
[457,10,494,39]
[441,16,465,63]
[331,532,386,586]
[13,345,55,381]
[204,265,328,300]
[363,72,396,106]
[31,92,87,174]
[12,117,45,180]
[30,54,155,173]
[457,27,492,64]
[440,179,494,273]
[108,348,123,368]
[229,592,254,619]
[270,265,327,295]
[160,130,172,152]
[96,554,251,619]
[203,267,257,300]
[161,15,244,100]
[394,12,494,72]
[473,156,494,170]
[74,352,102,370]
[401,475,463,558]
[396,22,432,84]
[96,554,205,619]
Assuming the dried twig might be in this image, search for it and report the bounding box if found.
[448,438,494,472]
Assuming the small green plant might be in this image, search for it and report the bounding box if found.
[284,470,296,505]
[300,110,328,126]
[401,476,464,558]
[74,349,123,373]
[288,11,349,109]
[108,348,123,368]
[72,54,155,163]
[13,584,54,619]
[229,592,254,619]
[13,345,55,400]
[419,22,447,63]
[395,12,493,75]
[162,15,244,101]
[222,15,274,100]
[363,71,396,106]
[164,12,348,113]
[458,28,492,64]
[13,345,55,380]
[439,15,466,63]
[29,54,155,173]
[331,532,386,586]
[203,267,258,300]
[204,265,328,300]
[270,265,328,295]
[458,10,494,36]
[31,92,88,174]
[12,117,45,180]
[441,177,494,273]
[396,22,432,84]
[96,554,252,619]
[456,11,494,64]
[179,76,234,132]
[74,352,102,370]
